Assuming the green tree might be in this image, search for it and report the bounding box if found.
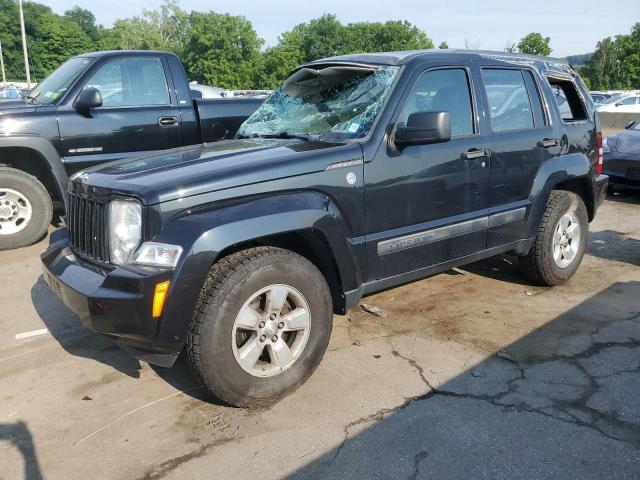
[0,1,93,81]
[581,23,640,90]
[259,14,433,88]
[28,12,93,79]
[439,41,449,49]
[517,32,552,56]
[64,6,101,42]
[182,12,263,89]
[100,0,187,54]
[259,30,305,89]
[345,20,434,53]
[0,0,24,80]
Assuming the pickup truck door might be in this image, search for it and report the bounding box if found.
[365,65,490,282]
[58,55,183,174]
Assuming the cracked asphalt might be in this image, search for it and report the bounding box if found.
[1,192,639,480]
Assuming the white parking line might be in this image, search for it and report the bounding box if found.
[15,328,49,340]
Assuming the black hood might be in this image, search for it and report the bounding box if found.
[75,139,362,205]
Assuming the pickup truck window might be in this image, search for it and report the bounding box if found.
[86,58,171,107]
[237,65,399,141]
[27,57,93,105]
[482,69,535,133]
[400,68,474,137]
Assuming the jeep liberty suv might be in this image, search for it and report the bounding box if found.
[42,50,608,407]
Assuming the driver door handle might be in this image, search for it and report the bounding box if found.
[158,116,179,127]
[463,148,490,159]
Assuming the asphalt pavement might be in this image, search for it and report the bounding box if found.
[1,192,639,480]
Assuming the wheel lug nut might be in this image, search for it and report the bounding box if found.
[271,335,278,342]
[277,322,284,329]
[259,335,266,342]
[270,313,276,320]
[258,321,265,328]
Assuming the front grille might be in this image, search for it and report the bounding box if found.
[67,192,109,262]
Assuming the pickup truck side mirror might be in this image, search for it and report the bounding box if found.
[74,87,102,113]
[394,111,451,148]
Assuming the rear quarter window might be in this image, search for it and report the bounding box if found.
[546,77,588,123]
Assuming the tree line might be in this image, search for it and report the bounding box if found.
[0,0,638,90]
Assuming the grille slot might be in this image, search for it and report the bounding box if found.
[68,192,108,262]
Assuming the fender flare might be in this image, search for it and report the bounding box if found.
[153,191,363,346]
[525,153,593,238]
[0,136,69,208]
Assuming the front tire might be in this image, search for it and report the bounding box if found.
[519,190,588,286]
[187,247,333,407]
[0,167,52,250]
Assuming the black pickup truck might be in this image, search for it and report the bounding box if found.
[0,50,262,250]
[42,50,608,407]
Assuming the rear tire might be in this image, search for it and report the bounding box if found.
[519,190,588,286]
[0,167,52,251]
[187,247,333,407]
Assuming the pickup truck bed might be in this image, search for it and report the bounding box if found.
[194,98,263,143]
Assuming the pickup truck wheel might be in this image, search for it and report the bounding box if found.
[0,167,52,251]
[519,190,588,286]
[187,247,333,407]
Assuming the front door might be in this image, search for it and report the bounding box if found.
[365,65,490,282]
[58,56,182,175]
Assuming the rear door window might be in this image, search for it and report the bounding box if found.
[481,69,534,133]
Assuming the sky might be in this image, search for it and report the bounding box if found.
[42,0,640,57]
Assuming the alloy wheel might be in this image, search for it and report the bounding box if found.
[231,284,311,377]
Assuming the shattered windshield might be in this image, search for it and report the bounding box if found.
[237,65,399,141]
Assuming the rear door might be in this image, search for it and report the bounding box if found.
[479,67,553,247]
[58,56,183,174]
[365,64,491,281]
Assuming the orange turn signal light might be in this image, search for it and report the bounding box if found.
[152,281,171,318]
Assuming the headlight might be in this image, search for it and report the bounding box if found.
[602,137,611,153]
[131,242,183,268]
[109,200,142,265]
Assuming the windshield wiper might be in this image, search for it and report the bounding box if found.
[25,91,40,104]
[239,132,318,142]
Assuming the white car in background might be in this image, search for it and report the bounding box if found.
[189,82,226,99]
[596,94,640,113]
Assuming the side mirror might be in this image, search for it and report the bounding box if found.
[625,120,637,130]
[74,87,102,113]
[615,102,622,107]
[394,111,451,148]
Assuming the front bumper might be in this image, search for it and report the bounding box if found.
[41,228,181,367]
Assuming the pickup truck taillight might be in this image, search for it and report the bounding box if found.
[596,132,604,175]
